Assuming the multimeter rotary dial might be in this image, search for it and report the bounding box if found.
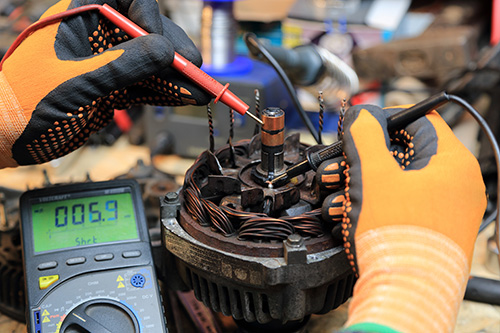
[60,299,139,333]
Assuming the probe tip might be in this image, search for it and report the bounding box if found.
[268,173,286,185]
[246,110,264,125]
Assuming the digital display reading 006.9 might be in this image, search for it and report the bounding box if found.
[31,191,139,253]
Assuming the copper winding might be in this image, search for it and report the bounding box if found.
[182,156,325,241]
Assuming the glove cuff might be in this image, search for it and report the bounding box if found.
[0,72,27,168]
[345,225,469,333]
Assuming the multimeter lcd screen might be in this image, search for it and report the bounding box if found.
[31,191,139,254]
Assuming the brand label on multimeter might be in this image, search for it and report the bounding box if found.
[20,180,167,333]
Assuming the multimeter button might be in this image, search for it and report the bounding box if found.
[94,253,114,261]
[122,250,141,258]
[39,275,59,290]
[66,257,86,265]
[37,261,58,270]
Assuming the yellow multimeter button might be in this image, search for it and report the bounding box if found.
[39,275,59,290]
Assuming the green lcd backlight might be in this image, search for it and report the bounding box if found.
[31,191,139,253]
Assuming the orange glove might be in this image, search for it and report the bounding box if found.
[319,104,486,333]
[0,0,210,168]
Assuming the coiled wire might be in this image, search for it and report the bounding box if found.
[183,165,325,241]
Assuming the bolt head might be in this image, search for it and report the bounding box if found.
[287,234,303,247]
[164,192,178,203]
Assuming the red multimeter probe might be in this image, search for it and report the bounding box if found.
[0,4,263,125]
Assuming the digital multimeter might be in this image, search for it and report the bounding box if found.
[20,180,167,333]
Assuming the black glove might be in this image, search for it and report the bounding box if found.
[0,0,210,167]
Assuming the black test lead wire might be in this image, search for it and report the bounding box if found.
[447,95,500,244]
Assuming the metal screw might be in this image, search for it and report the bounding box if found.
[164,192,178,203]
[286,234,303,247]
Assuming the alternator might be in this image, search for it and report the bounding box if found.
[161,107,354,326]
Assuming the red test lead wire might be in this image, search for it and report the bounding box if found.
[0,3,263,125]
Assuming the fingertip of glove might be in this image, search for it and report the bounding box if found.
[343,104,389,142]
[125,0,163,35]
[342,105,395,168]
[316,157,346,192]
[345,104,387,126]
[423,110,450,132]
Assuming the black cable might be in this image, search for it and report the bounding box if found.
[448,95,500,244]
[479,210,497,234]
[243,33,320,144]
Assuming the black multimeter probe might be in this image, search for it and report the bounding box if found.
[268,91,451,186]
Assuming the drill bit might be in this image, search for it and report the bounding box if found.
[253,89,261,136]
[318,91,324,144]
[207,104,215,153]
[228,108,237,168]
[338,99,346,141]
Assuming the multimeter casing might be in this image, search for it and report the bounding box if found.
[20,180,167,333]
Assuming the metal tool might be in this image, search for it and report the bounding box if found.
[0,4,263,126]
[268,91,451,185]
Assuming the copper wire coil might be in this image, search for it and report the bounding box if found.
[220,205,266,220]
[182,142,328,242]
[282,208,324,237]
[238,217,294,241]
[184,187,210,227]
[201,199,235,236]
[184,180,326,241]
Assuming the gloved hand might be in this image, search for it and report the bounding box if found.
[0,0,210,168]
[318,105,486,333]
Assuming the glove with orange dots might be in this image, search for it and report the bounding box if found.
[317,104,486,333]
